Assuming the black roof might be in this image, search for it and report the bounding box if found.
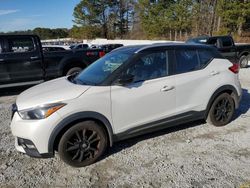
[115,43,217,53]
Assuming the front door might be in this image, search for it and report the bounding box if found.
[111,50,176,134]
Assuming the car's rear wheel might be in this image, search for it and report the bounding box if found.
[239,55,248,68]
[206,93,235,126]
[66,67,83,76]
[58,121,107,167]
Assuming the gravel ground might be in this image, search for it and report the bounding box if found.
[1,70,250,188]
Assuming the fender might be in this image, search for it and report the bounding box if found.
[238,50,250,59]
[48,111,114,153]
[206,85,240,117]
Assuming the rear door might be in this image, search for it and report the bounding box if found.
[4,36,44,83]
[174,48,219,114]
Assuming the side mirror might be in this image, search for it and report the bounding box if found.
[117,74,134,85]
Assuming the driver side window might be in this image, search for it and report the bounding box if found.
[125,51,169,83]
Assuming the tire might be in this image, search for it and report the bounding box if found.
[58,121,107,167]
[66,67,83,76]
[206,93,235,127]
[239,55,248,68]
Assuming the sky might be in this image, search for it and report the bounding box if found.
[0,0,80,32]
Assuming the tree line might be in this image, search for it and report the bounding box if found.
[72,0,250,41]
[0,28,69,40]
[1,0,250,41]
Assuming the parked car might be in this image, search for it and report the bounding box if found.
[42,45,71,52]
[11,43,242,167]
[0,35,105,88]
[186,35,250,68]
[70,43,89,50]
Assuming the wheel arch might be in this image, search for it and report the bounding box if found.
[48,111,114,154]
[59,58,88,76]
[238,51,249,59]
[205,85,239,118]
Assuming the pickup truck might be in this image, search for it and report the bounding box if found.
[0,35,105,88]
[186,35,250,68]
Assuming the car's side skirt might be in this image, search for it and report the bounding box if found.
[113,111,206,142]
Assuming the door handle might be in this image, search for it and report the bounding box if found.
[210,71,220,76]
[30,56,39,60]
[161,86,175,92]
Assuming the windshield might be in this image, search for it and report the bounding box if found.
[73,48,135,85]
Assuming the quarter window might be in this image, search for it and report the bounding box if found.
[125,51,169,82]
[175,50,199,74]
[8,37,35,53]
[198,50,214,67]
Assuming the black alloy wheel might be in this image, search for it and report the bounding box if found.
[58,121,107,167]
[206,93,235,126]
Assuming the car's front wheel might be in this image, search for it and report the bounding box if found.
[58,121,107,167]
[206,93,235,126]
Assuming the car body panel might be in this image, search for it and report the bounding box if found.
[16,77,90,110]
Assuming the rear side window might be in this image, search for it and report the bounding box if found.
[8,37,35,53]
[175,49,216,74]
[175,50,199,74]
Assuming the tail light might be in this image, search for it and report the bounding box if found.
[229,63,239,74]
[99,51,105,57]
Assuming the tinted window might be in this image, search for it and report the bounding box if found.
[221,37,233,47]
[198,50,214,67]
[125,51,169,82]
[8,37,35,53]
[207,38,217,46]
[175,50,199,74]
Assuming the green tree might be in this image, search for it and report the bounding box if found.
[73,0,115,38]
[218,0,250,36]
[69,25,101,39]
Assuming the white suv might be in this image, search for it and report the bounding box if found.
[10,44,242,167]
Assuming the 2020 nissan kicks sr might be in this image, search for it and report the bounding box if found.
[10,44,242,167]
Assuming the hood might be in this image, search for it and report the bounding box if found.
[16,77,90,110]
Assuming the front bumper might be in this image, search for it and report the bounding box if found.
[15,137,53,158]
[10,111,62,158]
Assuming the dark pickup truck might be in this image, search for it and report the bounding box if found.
[0,35,105,88]
[186,35,250,68]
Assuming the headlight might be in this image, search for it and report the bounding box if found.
[18,103,66,120]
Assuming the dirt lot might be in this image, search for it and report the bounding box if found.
[1,70,250,188]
